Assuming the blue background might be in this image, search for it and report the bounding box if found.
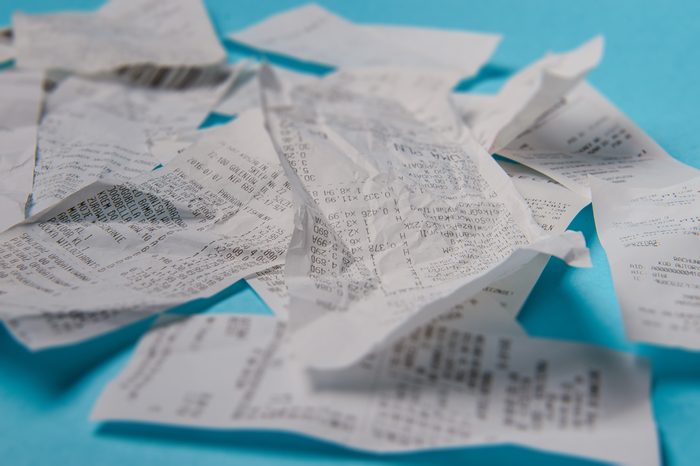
[1,1,700,465]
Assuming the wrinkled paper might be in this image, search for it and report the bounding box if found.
[13,0,225,73]
[453,37,603,154]
[247,161,588,321]
[592,176,700,350]
[260,65,590,369]
[31,67,237,213]
[93,313,658,466]
[1,111,293,350]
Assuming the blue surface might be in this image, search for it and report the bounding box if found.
[1,1,700,465]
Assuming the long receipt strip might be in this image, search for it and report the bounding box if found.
[12,0,225,73]
[497,82,699,199]
[260,65,590,369]
[0,69,44,232]
[0,111,293,350]
[93,313,658,465]
[230,4,500,76]
[592,176,700,350]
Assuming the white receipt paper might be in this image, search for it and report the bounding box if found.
[454,37,603,155]
[0,111,293,350]
[13,0,225,73]
[229,3,500,77]
[246,161,589,321]
[93,313,658,466]
[499,83,698,199]
[260,65,590,369]
[592,176,700,350]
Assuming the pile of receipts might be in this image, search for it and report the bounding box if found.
[1,1,699,465]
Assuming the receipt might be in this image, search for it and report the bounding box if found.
[247,161,588,321]
[13,0,225,73]
[1,111,294,350]
[93,313,658,466]
[46,66,237,145]
[0,69,44,232]
[0,27,13,63]
[217,64,462,141]
[229,4,499,76]
[322,67,465,138]
[454,37,603,154]
[499,83,699,199]
[31,68,236,214]
[592,176,700,350]
[247,260,531,329]
[260,65,589,369]
[482,161,589,314]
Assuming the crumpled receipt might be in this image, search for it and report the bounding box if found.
[592,176,700,350]
[0,110,294,350]
[93,313,659,466]
[12,0,225,73]
[260,65,590,369]
[247,160,588,321]
[0,27,13,63]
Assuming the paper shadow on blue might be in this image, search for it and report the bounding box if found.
[199,112,235,129]
[515,205,622,346]
[454,63,513,93]
[0,59,15,71]
[0,278,256,394]
[96,421,607,466]
[222,38,515,97]
[223,38,335,76]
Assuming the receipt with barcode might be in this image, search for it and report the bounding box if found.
[0,110,293,350]
[93,313,658,466]
[592,176,700,349]
[260,65,590,369]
